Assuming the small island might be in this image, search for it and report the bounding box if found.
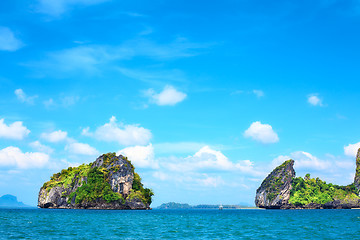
[255,148,360,209]
[157,202,251,209]
[38,153,153,210]
[0,194,32,208]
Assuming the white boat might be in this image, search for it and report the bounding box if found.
[219,204,223,210]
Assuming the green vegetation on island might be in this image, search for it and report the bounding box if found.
[289,174,359,205]
[39,153,153,209]
[67,167,125,204]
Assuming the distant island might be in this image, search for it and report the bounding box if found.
[157,202,254,209]
[255,148,360,209]
[38,153,153,210]
[0,194,32,208]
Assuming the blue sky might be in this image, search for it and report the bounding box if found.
[1,0,360,207]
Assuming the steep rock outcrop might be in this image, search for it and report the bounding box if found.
[255,160,295,209]
[38,153,153,210]
[256,148,360,209]
[354,148,360,190]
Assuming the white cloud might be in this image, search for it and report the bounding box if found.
[14,89,38,105]
[83,116,152,146]
[41,130,68,143]
[65,142,99,155]
[271,150,358,185]
[117,144,158,168]
[344,142,360,157]
[293,151,332,170]
[253,90,264,98]
[152,170,225,188]
[0,119,30,140]
[272,151,331,171]
[0,27,23,51]
[145,85,187,106]
[153,142,209,154]
[192,146,239,170]
[30,38,207,77]
[163,146,260,176]
[196,175,225,187]
[44,46,111,74]
[0,146,49,169]
[244,121,279,144]
[307,94,324,106]
[231,89,264,98]
[152,171,169,181]
[36,0,110,16]
[118,68,186,85]
[29,141,54,154]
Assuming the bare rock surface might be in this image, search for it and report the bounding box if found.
[255,160,295,209]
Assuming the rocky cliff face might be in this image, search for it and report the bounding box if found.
[38,153,153,210]
[354,148,360,191]
[255,160,295,209]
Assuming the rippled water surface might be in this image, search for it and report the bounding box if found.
[1,208,360,239]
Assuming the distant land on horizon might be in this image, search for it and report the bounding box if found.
[157,202,256,209]
[0,195,34,208]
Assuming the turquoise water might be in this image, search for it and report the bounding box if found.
[1,208,360,239]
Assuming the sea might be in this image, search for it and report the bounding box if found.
[1,208,360,239]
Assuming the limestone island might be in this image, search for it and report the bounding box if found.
[255,148,360,209]
[38,153,153,210]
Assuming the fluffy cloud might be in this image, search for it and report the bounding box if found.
[0,119,30,140]
[65,142,99,155]
[307,94,323,106]
[117,144,158,168]
[152,170,225,188]
[150,146,264,189]
[272,151,331,171]
[0,27,23,51]
[82,116,152,146]
[14,89,38,105]
[29,141,54,154]
[164,146,259,175]
[0,146,49,169]
[244,121,279,144]
[271,150,359,185]
[41,130,68,143]
[344,142,360,157]
[36,0,109,16]
[144,85,187,106]
[153,142,209,154]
